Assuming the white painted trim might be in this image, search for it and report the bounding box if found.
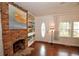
[28,40,35,47]
[28,32,35,37]
[0,12,4,55]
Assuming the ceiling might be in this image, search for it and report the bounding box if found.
[15,2,79,16]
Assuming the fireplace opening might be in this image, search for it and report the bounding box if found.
[13,39,25,53]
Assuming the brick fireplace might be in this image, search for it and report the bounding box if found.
[3,29,28,56]
[1,3,28,56]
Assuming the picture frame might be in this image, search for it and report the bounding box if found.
[9,3,28,29]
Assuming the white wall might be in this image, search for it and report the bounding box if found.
[0,12,4,55]
[35,15,54,43]
[35,14,79,47]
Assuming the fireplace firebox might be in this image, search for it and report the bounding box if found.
[13,39,25,53]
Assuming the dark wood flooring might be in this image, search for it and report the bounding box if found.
[30,41,79,56]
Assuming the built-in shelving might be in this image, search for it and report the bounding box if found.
[28,12,35,46]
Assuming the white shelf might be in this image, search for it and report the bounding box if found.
[28,32,35,37]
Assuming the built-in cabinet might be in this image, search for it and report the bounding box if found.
[28,12,35,46]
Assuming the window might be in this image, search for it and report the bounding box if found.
[59,22,71,37]
[73,22,79,37]
[41,22,46,38]
[59,21,79,37]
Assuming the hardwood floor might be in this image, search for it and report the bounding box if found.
[30,41,79,56]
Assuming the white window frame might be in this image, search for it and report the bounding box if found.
[58,21,71,38]
[72,22,79,38]
[59,21,79,38]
